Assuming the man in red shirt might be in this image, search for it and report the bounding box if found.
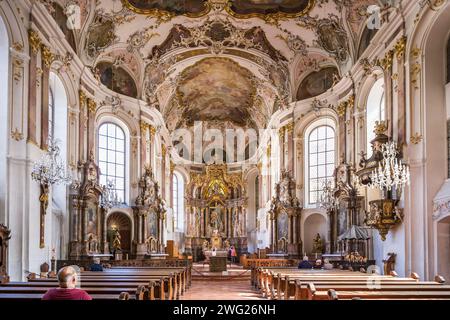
[42,266,92,300]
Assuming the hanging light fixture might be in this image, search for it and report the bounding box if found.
[368,141,410,192]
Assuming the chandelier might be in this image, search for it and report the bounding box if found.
[368,141,410,192]
[31,139,71,248]
[31,139,72,186]
[319,179,338,212]
[101,179,121,209]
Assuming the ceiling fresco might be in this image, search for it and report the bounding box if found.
[176,58,256,127]
[44,0,386,133]
[226,0,314,18]
[122,0,211,17]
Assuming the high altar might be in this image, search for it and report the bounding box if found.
[184,165,247,261]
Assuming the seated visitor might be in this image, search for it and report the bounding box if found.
[323,258,333,270]
[42,266,92,300]
[314,259,323,269]
[89,258,103,272]
[298,255,313,269]
[212,247,217,257]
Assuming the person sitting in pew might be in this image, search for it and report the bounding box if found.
[89,258,103,272]
[42,266,92,300]
[298,255,313,269]
[323,258,333,270]
[314,259,323,269]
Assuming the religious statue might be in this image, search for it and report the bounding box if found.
[202,239,210,252]
[210,229,222,249]
[112,228,122,252]
[87,233,98,254]
[313,233,324,254]
[209,210,223,234]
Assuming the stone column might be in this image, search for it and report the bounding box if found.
[292,214,298,243]
[78,91,87,162]
[286,123,294,173]
[27,30,40,145]
[288,213,293,244]
[279,127,285,172]
[40,44,53,149]
[87,98,96,154]
[271,216,277,252]
[140,121,148,171]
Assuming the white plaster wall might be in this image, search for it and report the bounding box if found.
[0,15,8,224]
[256,207,270,250]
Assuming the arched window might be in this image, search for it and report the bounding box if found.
[98,123,126,203]
[307,125,336,205]
[172,171,184,230]
[48,88,54,141]
[366,78,385,151]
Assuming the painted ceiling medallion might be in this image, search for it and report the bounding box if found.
[121,0,212,19]
[176,57,257,127]
[225,0,315,22]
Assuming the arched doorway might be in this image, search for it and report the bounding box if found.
[107,212,132,258]
[303,213,327,256]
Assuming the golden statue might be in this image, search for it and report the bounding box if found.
[112,228,122,252]
[312,233,324,254]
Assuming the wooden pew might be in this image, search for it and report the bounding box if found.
[25,268,188,300]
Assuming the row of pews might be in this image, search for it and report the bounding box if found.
[252,267,450,300]
[0,266,191,300]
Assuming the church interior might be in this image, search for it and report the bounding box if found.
[0,0,450,301]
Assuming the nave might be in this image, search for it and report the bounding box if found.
[1,0,450,303]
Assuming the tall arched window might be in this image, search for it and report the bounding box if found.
[172,171,184,230]
[366,78,385,151]
[307,125,336,205]
[98,123,126,203]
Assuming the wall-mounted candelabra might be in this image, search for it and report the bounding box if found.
[357,121,409,240]
[31,139,72,248]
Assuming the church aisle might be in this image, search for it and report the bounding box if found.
[181,280,265,300]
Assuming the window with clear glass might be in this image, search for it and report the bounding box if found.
[48,88,54,141]
[172,172,184,230]
[308,125,335,205]
[98,123,126,203]
[173,174,179,229]
[366,78,385,151]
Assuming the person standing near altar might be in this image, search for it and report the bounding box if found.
[230,246,237,264]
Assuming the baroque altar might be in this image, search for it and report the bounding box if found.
[69,153,108,259]
[184,165,247,261]
[132,166,167,258]
[268,170,302,258]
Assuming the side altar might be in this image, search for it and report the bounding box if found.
[184,165,248,262]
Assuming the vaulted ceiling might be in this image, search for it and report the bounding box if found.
[46,0,383,130]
